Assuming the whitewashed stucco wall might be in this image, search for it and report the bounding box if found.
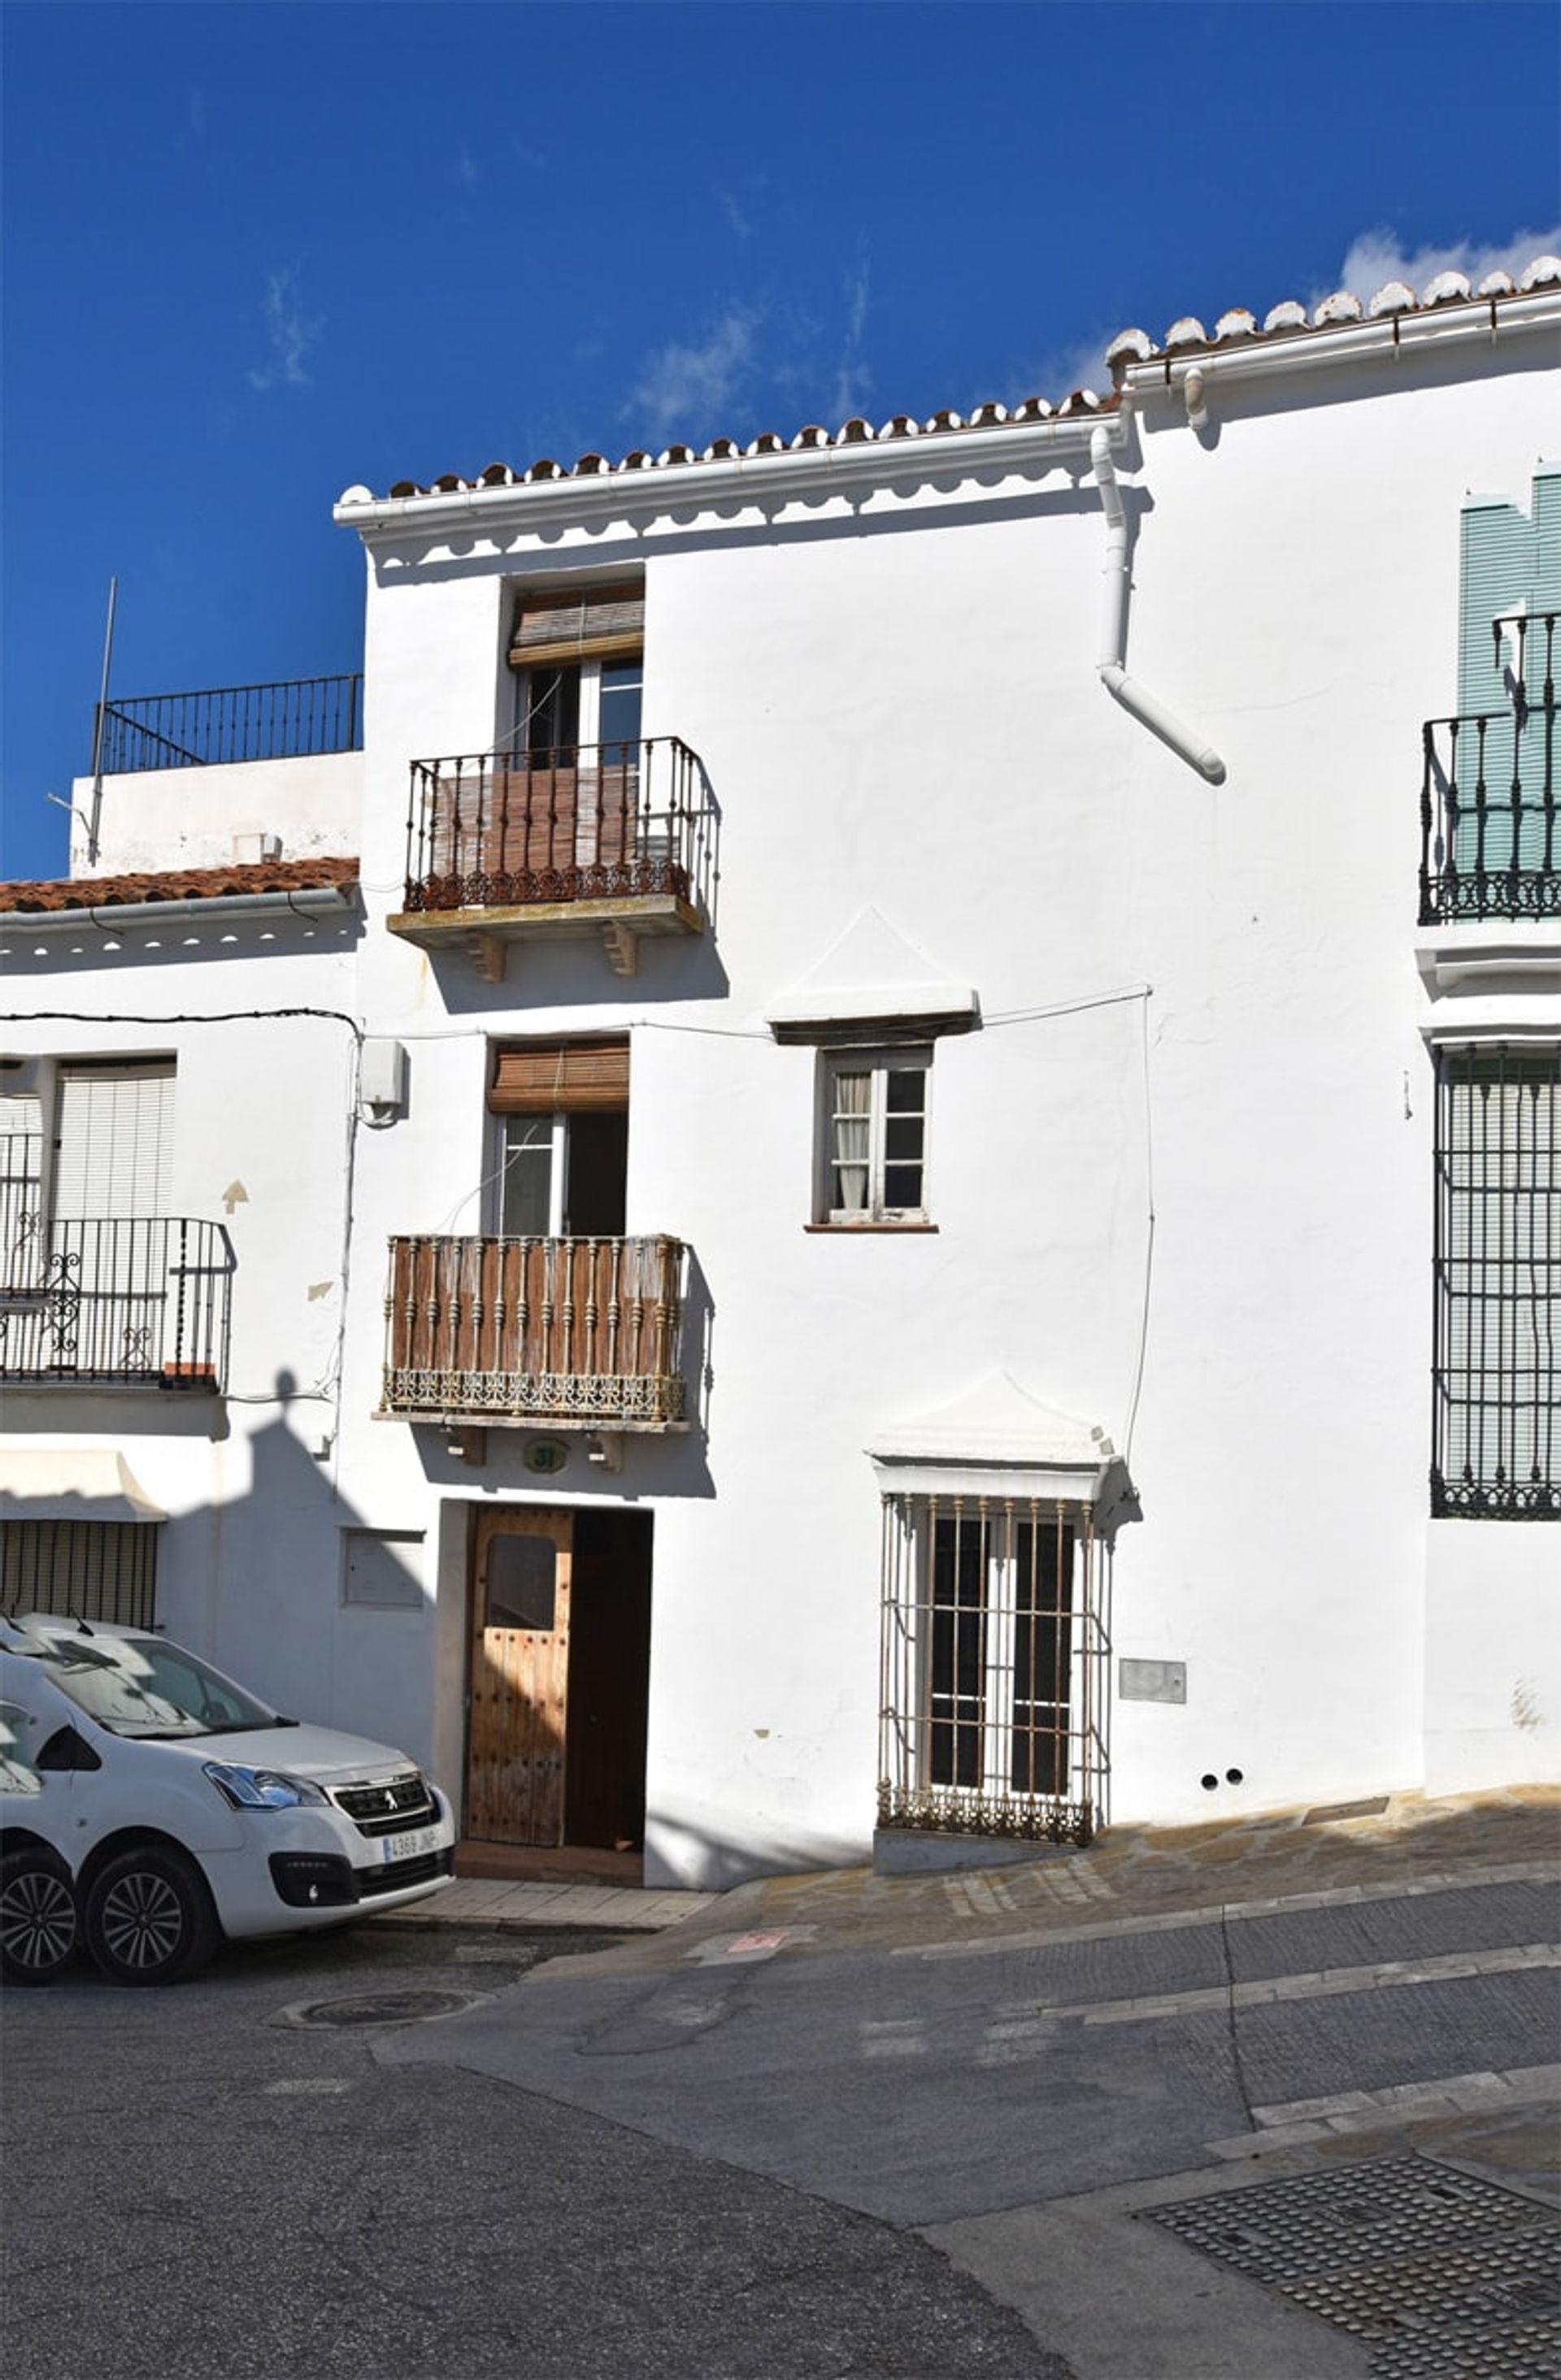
[5,321,1555,1882]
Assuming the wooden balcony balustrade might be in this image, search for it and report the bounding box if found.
[380,1233,687,1428]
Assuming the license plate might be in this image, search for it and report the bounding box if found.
[382,1825,437,1865]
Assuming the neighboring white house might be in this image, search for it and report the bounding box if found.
[2,257,1558,1887]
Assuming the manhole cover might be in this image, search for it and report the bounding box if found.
[1146,2156,1545,2285]
[1146,2156,1561,2378]
[279,1988,488,2030]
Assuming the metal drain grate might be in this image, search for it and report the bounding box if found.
[1371,2311,1561,2380]
[1146,2157,1560,2379]
[1146,2156,1543,2285]
[1283,2226,1560,2340]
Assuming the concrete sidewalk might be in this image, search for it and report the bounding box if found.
[371,1789,1559,2380]
[368,1784,1558,1969]
[372,1876,720,1933]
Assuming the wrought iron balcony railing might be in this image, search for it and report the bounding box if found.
[399,738,718,921]
[381,1234,687,1427]
[0,1216,234,1391]
[1420,612,1558,925]
[93,675,363,774]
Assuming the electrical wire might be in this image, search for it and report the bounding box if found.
[6,984,1160,1470]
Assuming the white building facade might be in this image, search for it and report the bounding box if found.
[3,259,1558,1886]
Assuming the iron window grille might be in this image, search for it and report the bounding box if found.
[878,1493,1107,1844]
[1432,1044,1560,1518]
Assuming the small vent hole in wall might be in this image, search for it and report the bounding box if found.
[1225,1767,1244,1785]
[1200,1773,1219,1791]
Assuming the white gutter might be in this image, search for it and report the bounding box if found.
[0,887,358,938]
[333,412,1128,539]
[1089,425,1227,786]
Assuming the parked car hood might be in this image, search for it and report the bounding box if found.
[165,1724,423,1783]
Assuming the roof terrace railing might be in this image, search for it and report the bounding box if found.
[94,675,363,775]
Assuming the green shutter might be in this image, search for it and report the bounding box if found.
[1454,471,1560,877]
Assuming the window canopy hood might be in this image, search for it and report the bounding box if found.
[867,1371,1133,1518]
[766,906,979,1044]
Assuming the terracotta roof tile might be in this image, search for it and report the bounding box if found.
[0,857,359,915]
[344,392,1123,506]
[1107,250,1560,369]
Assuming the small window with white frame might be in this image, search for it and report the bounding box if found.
[818,1047,932,1225]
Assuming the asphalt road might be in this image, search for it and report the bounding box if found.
[4,1872,1555,2380]
[1,1925,1067,2380]
[380,1878,1559,2225]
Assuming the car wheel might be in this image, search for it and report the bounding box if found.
[84,1845,219,1987]
[0,1847,80,1985]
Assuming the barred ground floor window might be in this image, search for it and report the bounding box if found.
[1433,1044,1560,1518]
[878,1494,1107,1845]
[1,1520,159,1630]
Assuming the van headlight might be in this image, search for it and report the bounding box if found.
[204,1761,330,1811]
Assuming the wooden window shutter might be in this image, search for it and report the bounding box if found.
[489,1040,631,1114]
[508,582,645,670]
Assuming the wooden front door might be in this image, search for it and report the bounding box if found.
[467,1508,572,1845]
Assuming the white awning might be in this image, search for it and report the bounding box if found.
[866,1371,1132,1510]
[766,906,979,1041]
[0,1450,166,1524]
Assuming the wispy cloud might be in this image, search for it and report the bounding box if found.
[1326,225,1561,303]
[831,246,872,423]
[456,143,478,192]
[624,304,760,443]
[719,189,751,241]
[247,267,322,393]
[1015,330,1113,409]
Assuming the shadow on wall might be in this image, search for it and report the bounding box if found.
[0,911,364,980]
[425,926,730,1018]
[191,1367,393,1739]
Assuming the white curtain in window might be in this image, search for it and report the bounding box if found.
[832,1069,871,1212]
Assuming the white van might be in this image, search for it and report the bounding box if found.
[0,1613,454,1985]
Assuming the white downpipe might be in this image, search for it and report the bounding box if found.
[1090,425,1226,785]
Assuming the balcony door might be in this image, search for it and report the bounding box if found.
[490,1037,629,1240]
[466,1506,652,1852]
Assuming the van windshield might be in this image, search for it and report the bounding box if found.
[31,1635,278,1740]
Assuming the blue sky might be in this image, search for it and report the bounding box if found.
[3,0,1557,884]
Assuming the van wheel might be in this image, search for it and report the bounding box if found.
[85,1845,219,1986]
[0,1848,79,1984]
